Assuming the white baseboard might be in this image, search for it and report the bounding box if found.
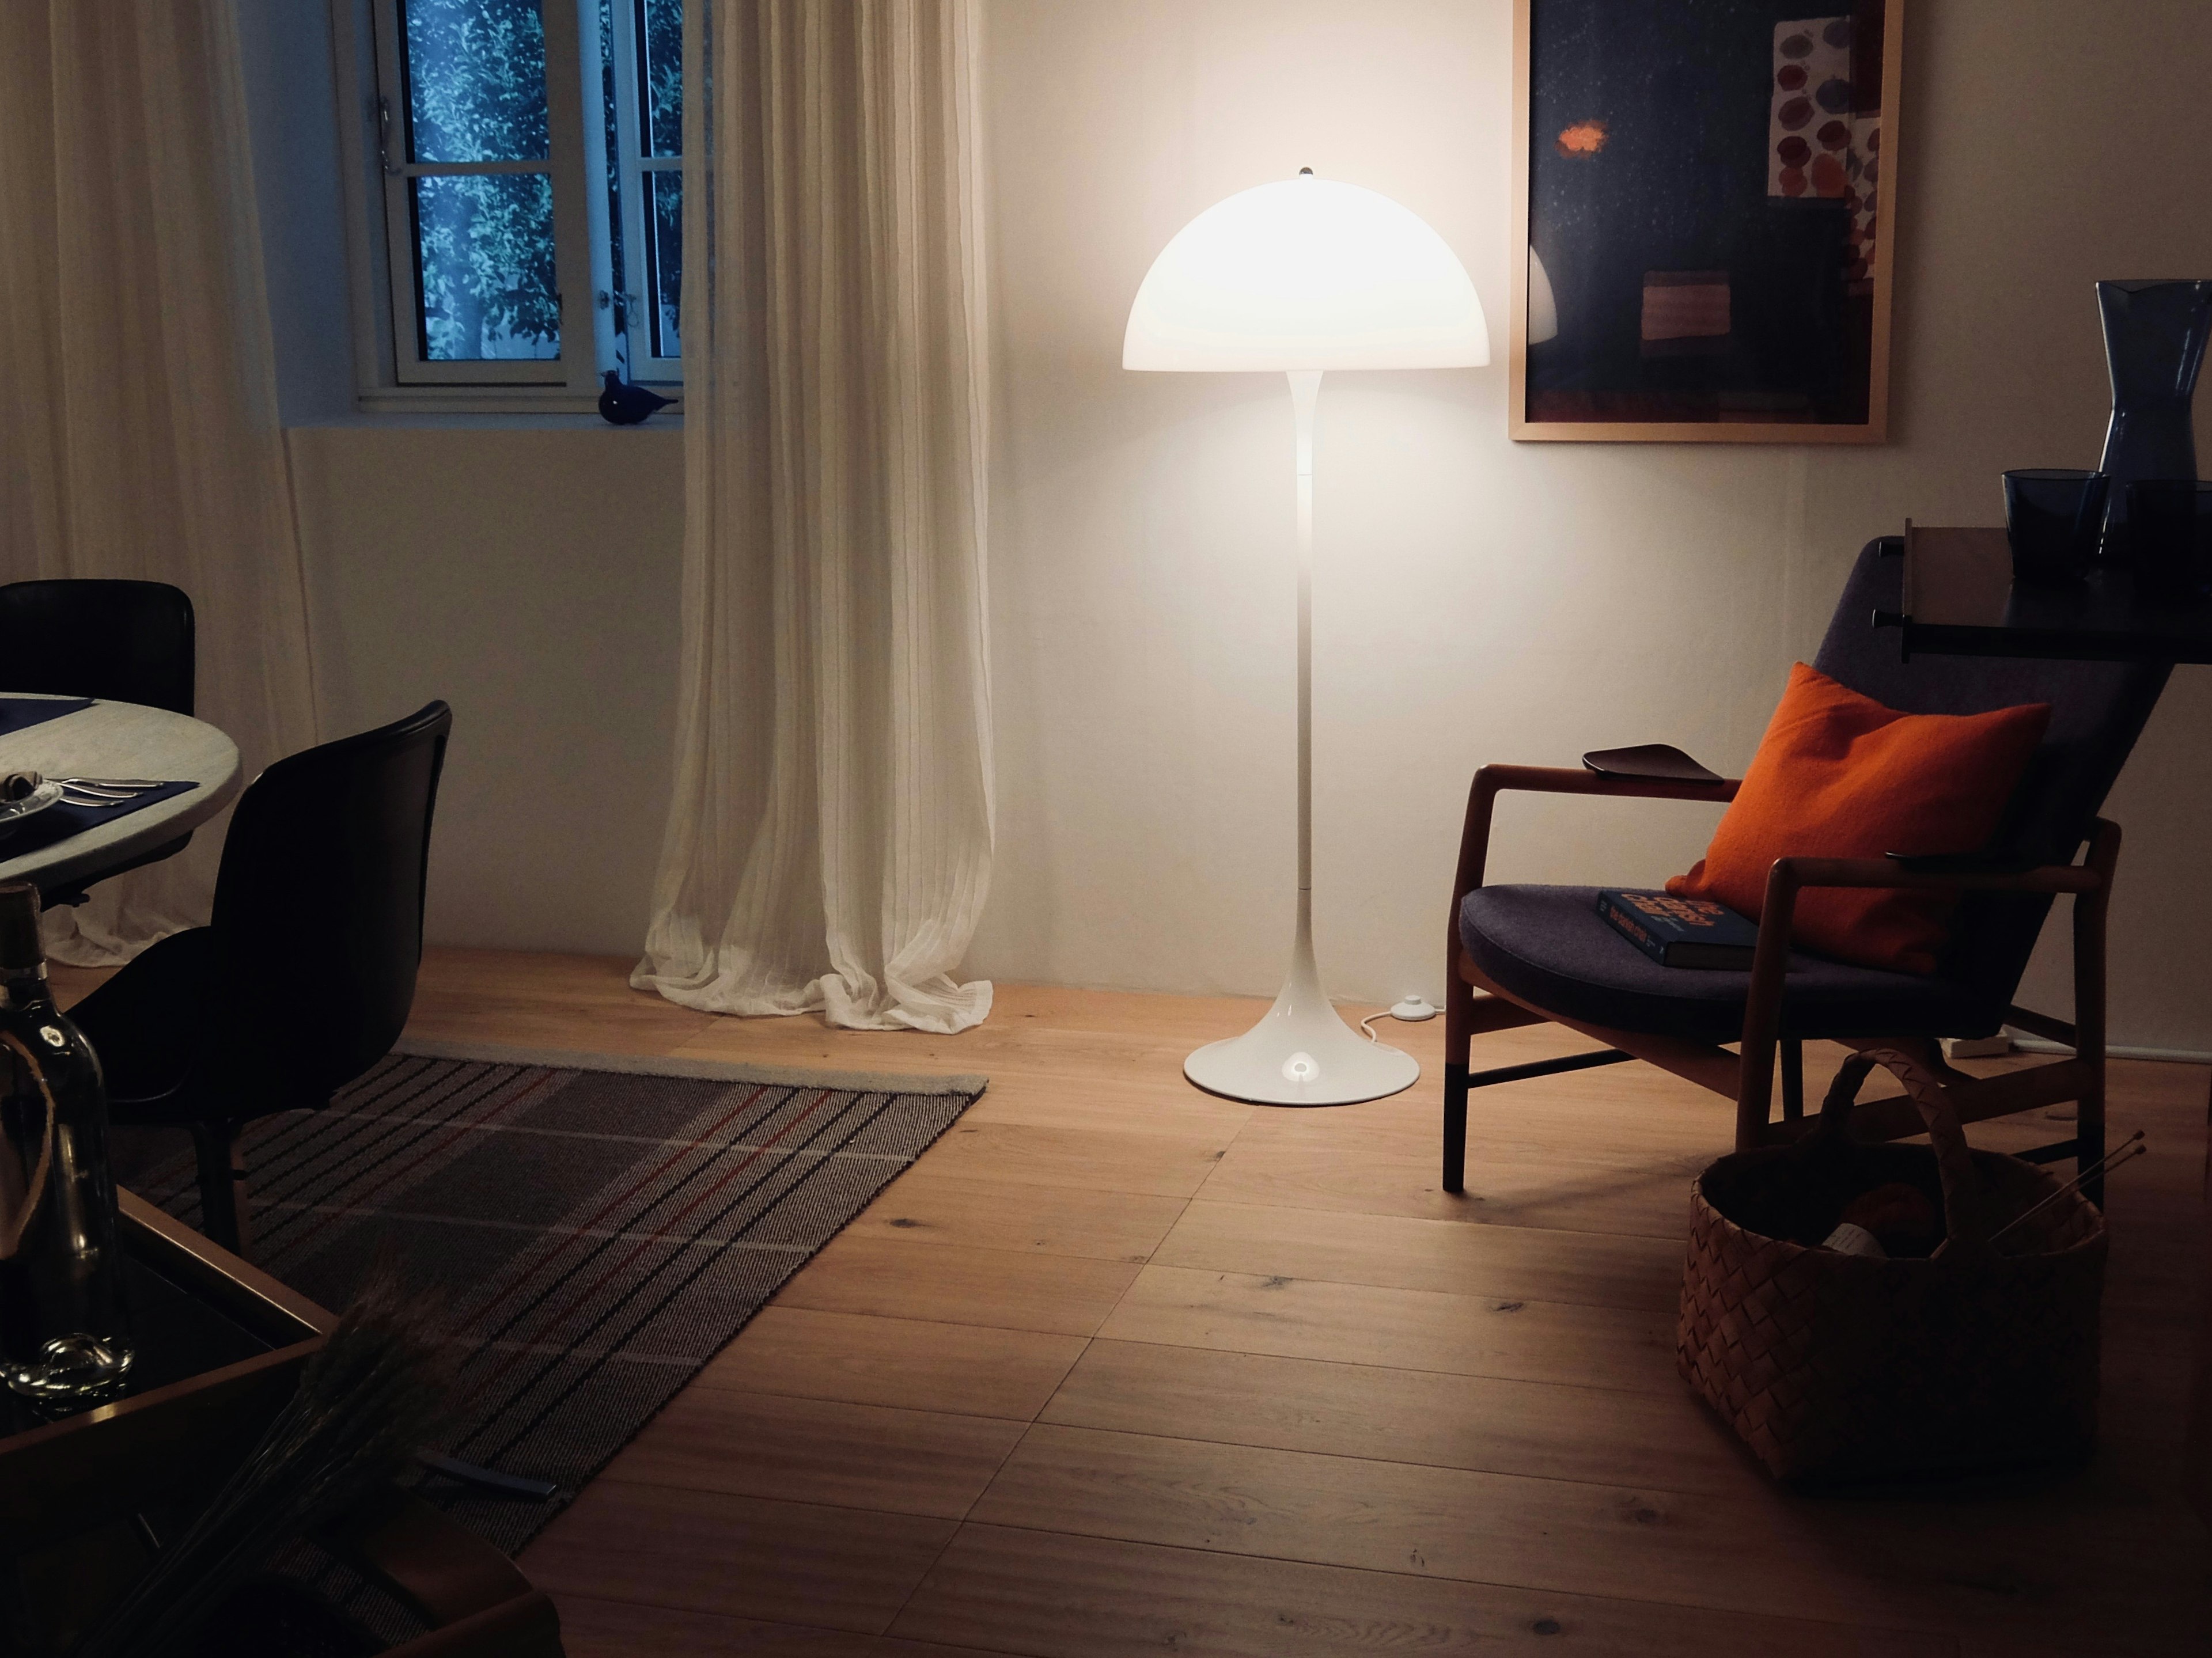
[2009,1035,2212,1065]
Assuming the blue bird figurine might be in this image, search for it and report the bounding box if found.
[599,369,671,426]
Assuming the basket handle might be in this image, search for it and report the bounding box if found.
[1811,1046,1991,1254]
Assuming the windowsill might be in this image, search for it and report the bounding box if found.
[293,396,685,432]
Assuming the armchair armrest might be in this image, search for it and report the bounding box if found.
[1452,762,1740,904]
[1733,840,2112,1146]
[1760,855,2102,900]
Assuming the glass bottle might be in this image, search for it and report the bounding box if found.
[0,881,132,1406]
[2096,279,2212,560]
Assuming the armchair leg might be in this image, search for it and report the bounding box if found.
[1443,1064,1469,1194]
[2078,1082,2107,1209]
[1780,1039,1804,1124]
[1444,941,1474,1196]
[190,1121,249,1257]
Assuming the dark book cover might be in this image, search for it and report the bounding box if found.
[1596,889,1759,970]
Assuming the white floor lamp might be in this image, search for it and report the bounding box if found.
[1124,170,1490,1106]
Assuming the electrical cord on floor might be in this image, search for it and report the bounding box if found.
[1361,998,1440,1041]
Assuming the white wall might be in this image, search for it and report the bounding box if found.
[963,0,2212,1050]
[286,426,684,956]
[244,1,2212,1049]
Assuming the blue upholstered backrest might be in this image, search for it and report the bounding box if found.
[1809,539,2169,1001]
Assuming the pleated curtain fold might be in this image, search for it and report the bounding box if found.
[634,0,996,1033]
[0,1,319,959]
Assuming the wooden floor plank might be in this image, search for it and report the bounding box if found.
[1152,1198,1685,1308]
[1040,1338,1748,1495]
[962,1424,2211,1645]
[555,1596,1012,1657]
[692,1308,1087,1421]
[522,1482,957,1636]
[771,1235,1143,1337]
[912,1119,1234,1200]
[850,1172,1188,1264]
[1197,1129,1702,1238]
[891,1523,1960,1658]
[403,948,721,1056]
[603,1390,1028,1519]
[1096,1264,1679,1391]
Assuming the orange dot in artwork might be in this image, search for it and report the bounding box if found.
[1778,166,1808,196]
[1817,119,1852,152]
[1555,119,1608,157]
[1810,153,1849,195]
[1777,63,1807,91]
[1847,258,1869,280]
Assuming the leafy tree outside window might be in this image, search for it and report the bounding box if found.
[367,0,680,392]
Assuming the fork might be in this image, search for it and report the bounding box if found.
[56,779,164,807]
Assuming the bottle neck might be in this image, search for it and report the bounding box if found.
[0,965,52,1015]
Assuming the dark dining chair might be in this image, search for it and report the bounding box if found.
[70,701,452,1254]
[1445,538,2169,1205]
[0,578,199,901]
[0,578,195,715]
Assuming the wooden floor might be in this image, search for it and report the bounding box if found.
[344,953,2212,1651]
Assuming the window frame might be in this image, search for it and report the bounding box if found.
[331,0,680,413]
[584,0,684,384]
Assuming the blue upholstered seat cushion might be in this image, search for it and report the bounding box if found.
[1459,885,2003,1043]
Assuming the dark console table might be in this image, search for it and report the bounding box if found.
[1887,521,2212,1532]
[1891,522,2212,665]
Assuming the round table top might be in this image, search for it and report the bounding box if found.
[0,696,242,893]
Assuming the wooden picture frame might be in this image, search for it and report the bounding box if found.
[1510,0,1905,443]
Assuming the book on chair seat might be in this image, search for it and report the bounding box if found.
[1596,889,1759,969]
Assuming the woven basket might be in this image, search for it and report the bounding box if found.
[1677,1046,2106,1485]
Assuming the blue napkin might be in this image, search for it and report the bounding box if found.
[0,697,93,738]
[0,781,198,860]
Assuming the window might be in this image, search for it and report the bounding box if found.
[585,0,683,380]
[349,0,682,405]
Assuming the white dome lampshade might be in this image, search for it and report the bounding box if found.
[1123,173,1489,373]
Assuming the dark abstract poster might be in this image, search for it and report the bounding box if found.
[1516,0,1897,439]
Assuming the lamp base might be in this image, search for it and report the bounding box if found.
[1184,977,1422,1107]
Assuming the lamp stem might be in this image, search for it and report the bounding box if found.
[1290,369,1319,926]
[1176,366,1416,1105]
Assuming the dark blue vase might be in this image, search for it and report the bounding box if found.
[2096,279,2212,559]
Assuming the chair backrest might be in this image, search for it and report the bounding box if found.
[210,701,452,1109]
[1812,539,2169,1001]
[0,579,195,715]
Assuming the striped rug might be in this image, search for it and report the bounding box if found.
[142,1041,986,1559]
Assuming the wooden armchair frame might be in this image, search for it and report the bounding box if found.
[1444,763,2117,1201]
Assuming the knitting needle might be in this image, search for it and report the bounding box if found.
[1988,1133,2146,1246]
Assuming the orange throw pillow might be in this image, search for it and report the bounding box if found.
[1667,663,2050,974]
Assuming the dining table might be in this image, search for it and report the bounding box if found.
[0,693,241,899]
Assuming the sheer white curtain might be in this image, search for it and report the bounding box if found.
[634,0,995,1033]
[0,2,319,961]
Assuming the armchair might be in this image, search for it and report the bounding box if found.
[1444,539,2170,1204]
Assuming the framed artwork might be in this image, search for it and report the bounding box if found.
[1510,0,1904,443]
